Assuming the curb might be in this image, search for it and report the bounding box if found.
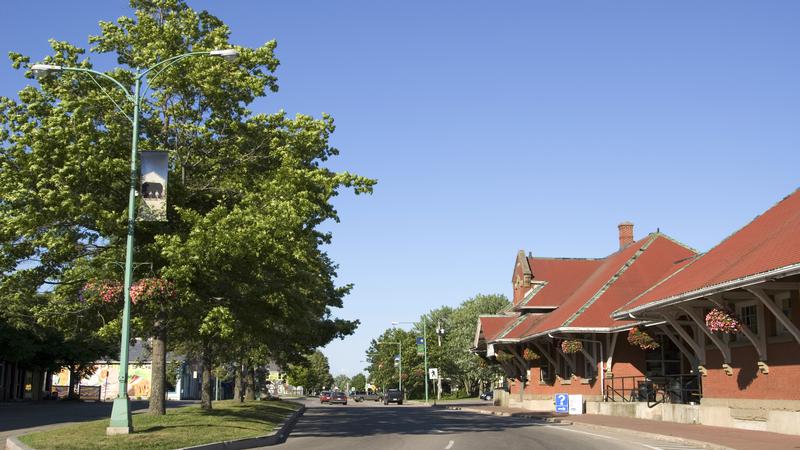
[441,406,730,449]
[4,436,32,450]
[177,403,306,450]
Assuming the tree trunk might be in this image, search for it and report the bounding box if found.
[244,365,256,401]
[233,363,243,402]
[148,319,167,415]
[200,350,213,410]
[67,366,78,399]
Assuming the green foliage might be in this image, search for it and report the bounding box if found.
[350,373,366,391]
[365,293,509,398]
[333,374,350,391]
[0,0,373,381]
[285,350,333,394]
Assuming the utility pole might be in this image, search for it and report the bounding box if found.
[436,319,444,401]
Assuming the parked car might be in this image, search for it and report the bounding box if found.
[330,391,348,405]
[480,390,494,401]
[383,388,403,405]
[319,391,331,403]
[353,391,382,402]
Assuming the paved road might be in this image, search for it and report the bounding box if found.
[276,399,704,450]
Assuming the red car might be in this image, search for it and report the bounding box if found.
[319,391,331,403]
[329,391,348,405]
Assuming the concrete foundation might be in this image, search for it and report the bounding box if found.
[582,399,800,436]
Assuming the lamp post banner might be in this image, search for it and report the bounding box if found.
[416,337,425,356]
[138,151,169,221]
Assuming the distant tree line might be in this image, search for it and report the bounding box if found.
[365,294,508,398]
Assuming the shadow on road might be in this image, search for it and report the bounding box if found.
[291,404,559,438]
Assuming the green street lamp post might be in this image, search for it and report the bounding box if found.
[31,48,238,435]
[392,319,428,404]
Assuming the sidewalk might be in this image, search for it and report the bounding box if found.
[441,403,800,450]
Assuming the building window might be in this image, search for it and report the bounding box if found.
[582,351,596,380]
[737,302,759,335]
[558,353,574,380]
[775,293,793,335]
[539,358,555,384]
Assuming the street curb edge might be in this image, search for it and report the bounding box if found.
[4,436,32,450]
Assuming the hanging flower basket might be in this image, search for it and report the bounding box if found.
[80,279,123,304]
[561,339,583,354]
[627,327,660,350]
[129,277,176,305]
[705,308,741,333]
[522,347,540,361]
[495,351,514,362]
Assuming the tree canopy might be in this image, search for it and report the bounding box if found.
[0,0,373,406]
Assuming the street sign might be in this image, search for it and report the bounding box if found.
[554,393,568,413]
[429,368,438,380]
[416,337,425,356]
[568,394,584,415]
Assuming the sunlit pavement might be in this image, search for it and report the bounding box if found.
[272,398,705,450]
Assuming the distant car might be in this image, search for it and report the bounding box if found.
[319,391,331,403]
[383,388,403,405]
[480,390,494,401]
[330,391,348,405]
[353,391,382,402]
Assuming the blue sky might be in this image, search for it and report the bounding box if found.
[2,1,799,377]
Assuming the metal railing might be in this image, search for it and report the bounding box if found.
[605,374,701,407]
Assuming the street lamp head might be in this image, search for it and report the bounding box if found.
[209,49,239,62]
[391,321,400,325]
[30,64,62,79]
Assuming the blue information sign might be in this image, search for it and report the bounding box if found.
[555,393,569,413]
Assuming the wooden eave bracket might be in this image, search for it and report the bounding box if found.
[747,287,800,346]
[722,363,734,376]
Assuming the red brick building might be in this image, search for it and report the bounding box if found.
[474,189,800,434]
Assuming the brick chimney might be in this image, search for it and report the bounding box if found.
[618,222,634,249]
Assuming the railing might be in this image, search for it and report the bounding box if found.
[605,374,701,407]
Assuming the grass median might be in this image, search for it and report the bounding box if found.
[18,400,301,450]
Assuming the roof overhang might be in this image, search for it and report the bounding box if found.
[489,322,648,345]
[613,262,800,319]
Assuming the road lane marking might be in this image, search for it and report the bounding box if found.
[445,440,454,449]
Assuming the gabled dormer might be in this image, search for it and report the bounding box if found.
[511,250,532,307]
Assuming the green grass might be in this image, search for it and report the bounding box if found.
[18,400,301,450]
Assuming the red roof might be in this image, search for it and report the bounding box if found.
[478,315,519,342]
[618,189,800,314]
[518,258,603,308]
[491,233,696,342]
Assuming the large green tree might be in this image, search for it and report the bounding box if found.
[1,0,372,411]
